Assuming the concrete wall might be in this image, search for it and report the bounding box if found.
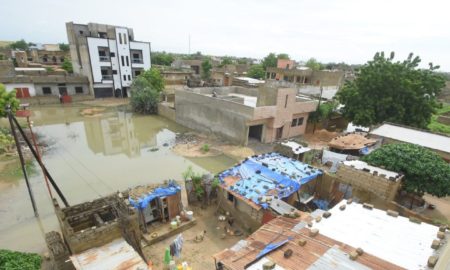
[175,89,254,145]
[158,103,176,121]
[4,83,36,96]
[336,165,402,201]
[34,83,88,96]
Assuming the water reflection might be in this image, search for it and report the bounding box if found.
[0,105,238,253]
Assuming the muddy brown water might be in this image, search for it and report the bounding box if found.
[0,105,237,253]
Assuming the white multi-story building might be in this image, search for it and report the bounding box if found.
[66,22,151,98]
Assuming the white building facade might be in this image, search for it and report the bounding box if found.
[66,22,151,98]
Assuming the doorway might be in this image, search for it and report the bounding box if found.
[276,126,283,140]
[248,125,263,142]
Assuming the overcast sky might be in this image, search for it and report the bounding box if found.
[2,0,450,70]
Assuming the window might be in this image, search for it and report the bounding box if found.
[60,57,65,62]
[98,32,107,38]
[284,95,288,108]
[227,192,235,202]
[42,87,51,95]
[110,52,115,57]
[291,117,304,127]
[128,75,131,81]
[123,75,127,81]
[134,70,141,76]
[112,70,118,75]
[126,56,129,66]
[124,34,127,44]
[101,69,108,75]
[79,30,84,35]
[119,33,123,44]
[121,56,125,66]
[133,53,139,59]
[75,87,83,94]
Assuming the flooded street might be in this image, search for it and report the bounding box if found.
[0,105,237,253]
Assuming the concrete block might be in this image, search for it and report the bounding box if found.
[349,251,358,260]
[263,260,276,270]
[356,248,364,256]
[339,204,346,211]
[427,256,438,268]
[347,198,353,204]
[386,210,399,217]
[437,231,445,239]
[309,228,319,237]
[409,217,422,224]
[315,216,322,222]
[439,225,447,232]
[431,240,440,249]
[323,211,332,218]
[298,239,307,246]
[363,203,373,210]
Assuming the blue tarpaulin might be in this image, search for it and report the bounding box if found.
[255,238,291,259]
[218,152,323,209]
[129,180,180,210]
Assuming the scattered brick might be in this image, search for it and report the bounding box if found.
[386,210,399,217]
[349,251,358,260]
[362,203,373,210]
[309,228,319,237]
[298,239,307,246]
[323,211,332,218]
[431,240,440,249]
[427,256,438,268]
[356,248,364,256]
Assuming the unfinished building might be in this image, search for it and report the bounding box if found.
[174,84,318,145]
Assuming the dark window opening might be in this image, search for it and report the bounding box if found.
[121,56,125,66]
[291,119,297,127]
[79,30,84,35]
[75,87,83,94]
[123,75,127,81]
[134,70,141,76]
[113,70,118,75]
[227,192,234,202]
[119,33,123,44]
[124,34,127,44]
[110,52,115,57]
[42,87,51,95]
[126,56,129,66]
[128,75,131,81]
[292,117,304,127]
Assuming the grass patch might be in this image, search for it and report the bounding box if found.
[428,103,450,135]
[201,144,210,153]
[0,249,41,270]
[0,159,37,182]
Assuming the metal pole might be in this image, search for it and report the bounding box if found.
[7,105,38,217]
[27,116,53,199]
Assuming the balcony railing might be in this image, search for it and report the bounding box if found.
[102,75,113,80]
[99,56,110,62]
[132,58,143,64]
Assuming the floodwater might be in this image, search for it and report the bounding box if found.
[0,105,237,253]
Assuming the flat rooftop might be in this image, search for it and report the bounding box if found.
[370,123,450,154]
[313,200,443,269]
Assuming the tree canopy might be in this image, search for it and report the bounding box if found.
[151,52,174,66]
[201,59,212,80]
[61,59,73,73]
[219,56,233,67]
[305,58,323,71]
[247,64,265,79]
[0,84,19,118]
[139,68,165,92]
[362,143,450,198]
[277,53,290,60]
[337,52,446,128]
[261,53,290,70]
[59,43,69,52]
[9,39,28,50]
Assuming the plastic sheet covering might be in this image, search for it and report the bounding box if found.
[219,153,322,209]
[255,239,291,260]
[129,180,180,210]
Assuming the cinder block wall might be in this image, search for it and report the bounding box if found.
[336,165,401,201]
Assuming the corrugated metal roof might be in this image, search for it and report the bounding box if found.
[307,246,371,270]
[70,239,148,270]
[370,123,450,153]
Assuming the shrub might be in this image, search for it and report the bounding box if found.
[201,144,210,153]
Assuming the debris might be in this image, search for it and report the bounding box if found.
[437,231,445,239]
[427,256,438,267]
[409,217,422,224]
[263,260,276,270]
[283,249,293,258]
[439,225,447,232]
[349,251,359,260]
[363,203,373,210]
[298,239,307,246]
[315,216,322,223]
[386,210,399,217]
[339,204,346,211]
[431,240,440,249]
[309,228,319,237]
[356,248,364,256]
[323,211,331,218]
[347,198,353,204]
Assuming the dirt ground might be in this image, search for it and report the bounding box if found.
[303,129,338,149]
[142,204,246,270]
[422,194,450,224]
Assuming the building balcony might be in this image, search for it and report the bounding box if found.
[102,75,113,80]
[132,58,143,64]
[99,56,110,62]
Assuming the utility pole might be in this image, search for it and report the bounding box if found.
[7,105,38,217]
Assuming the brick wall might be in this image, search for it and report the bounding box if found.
[336,165,402,201]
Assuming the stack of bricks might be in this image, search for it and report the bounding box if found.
[45,231,74,270]
[336,164,402,201]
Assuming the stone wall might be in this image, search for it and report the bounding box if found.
[45,231,74,270]
[336,165,402,201]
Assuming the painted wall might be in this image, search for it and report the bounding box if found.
[34,84,88,96]
[115,27,132,88]
[4,83,36,96]
[87,37,110,83]
[130,41,151,70]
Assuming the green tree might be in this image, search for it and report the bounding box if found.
[219,56,233,67]
[305,58,322,71]
[139,68,165,92]
[151,52,174,66]
[59,43,69,52]
[201,59,212,80]
[0,84,20,118]
[277,53,290,60]
[9,39,28,50]
[362,143,450,200]
[61,59,73,73]
[262,53,277,70]
[130,76,160,114]
[337,52,446,128]
[247,64,265,79]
